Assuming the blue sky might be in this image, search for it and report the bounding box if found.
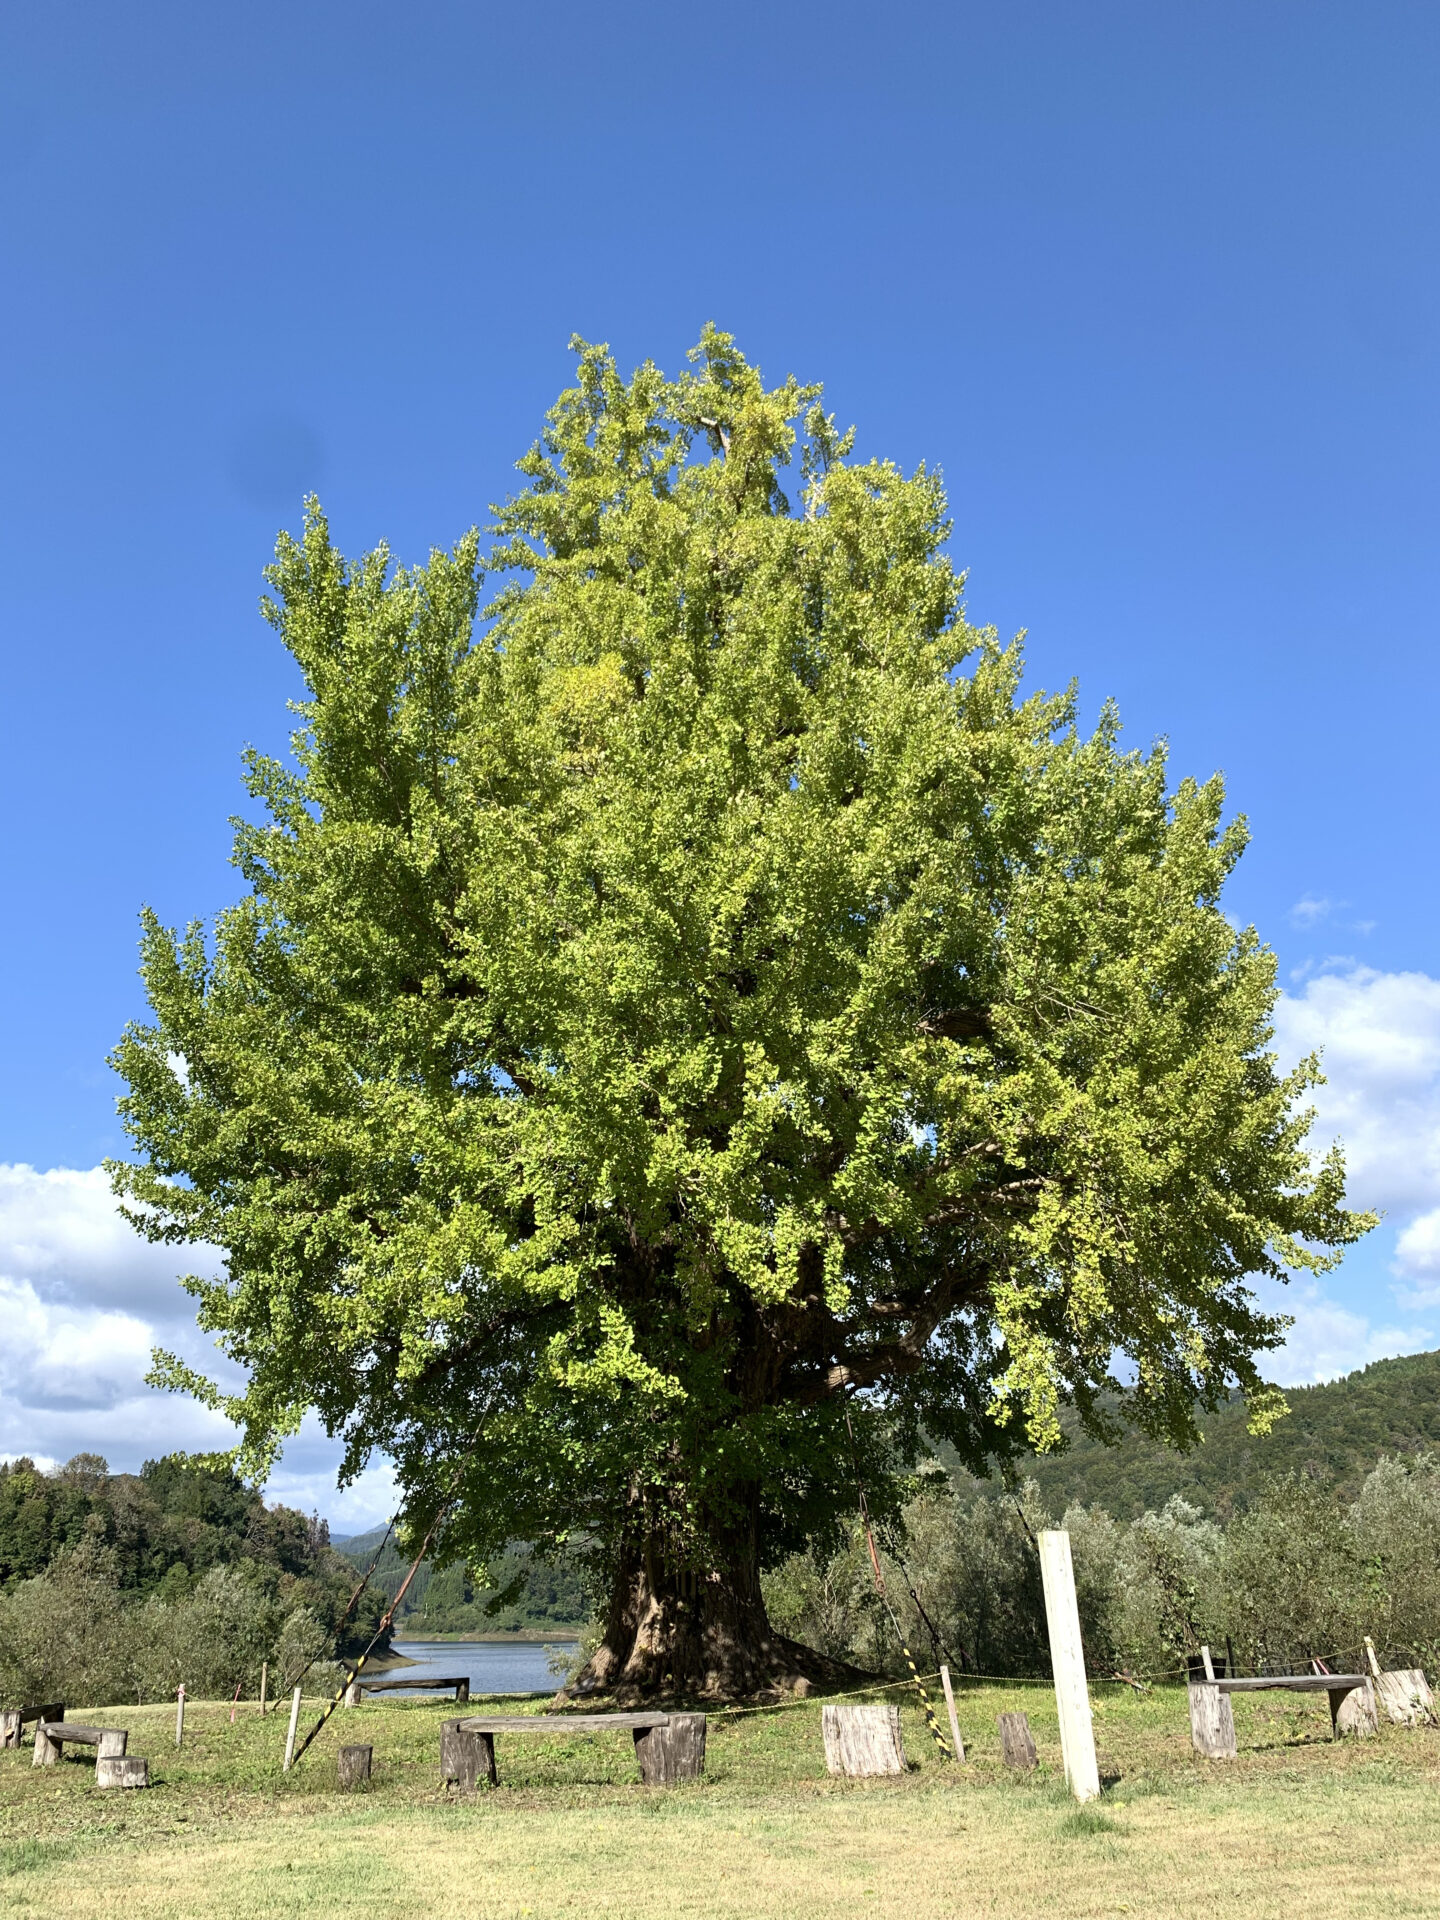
[2,1,1437,1524]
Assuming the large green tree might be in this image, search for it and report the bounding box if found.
[112,329,1369,1698]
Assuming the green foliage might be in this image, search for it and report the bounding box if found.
[951,1348,1440,1519]
[0,1452,353,1603]
[0,1453,390,1707]
[769,1451,1440,1679]
[334,1533,589,1634]
[108,327,1370,1604]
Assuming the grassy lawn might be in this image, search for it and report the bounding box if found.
[2,1682,1437,1917]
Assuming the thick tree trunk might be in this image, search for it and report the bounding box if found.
[558,1493,864,1705]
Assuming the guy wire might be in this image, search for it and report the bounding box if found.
[843,1406,954,1759]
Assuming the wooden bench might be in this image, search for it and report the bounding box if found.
[443,1711,705,1789]
[1189,1670,1374,1757]
[33,1721,127,1768]
[345,1676,470,1706]
[0,1703,62,1749]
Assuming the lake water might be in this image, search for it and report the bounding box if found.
[385,1636,577,1695]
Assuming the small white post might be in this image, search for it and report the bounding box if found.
[939,1663,965,1761]
[1038,1529,1101,1803]
[174,1685,186,1749]
[283,1685,303,1772]
[259,1661,268,1715]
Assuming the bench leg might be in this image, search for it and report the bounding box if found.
[440,1721,496,1791]
[1187,1682,1237,1759]
[32,1728,59,1767]
[97,1730,128,1760]
[1332,1681,1378,1739]
[0,1711,20,1749]
[634,1715,706,1785]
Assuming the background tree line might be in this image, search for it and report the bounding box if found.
[0,1453,389,1708]
[330,1531,588,1637]
[960,1348,1440,1521]
[765,1449,1440,1683]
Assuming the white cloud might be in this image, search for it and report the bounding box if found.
[1273,967,1440,1217]
[0,1276,153,1409]
[1290,895,1336,926]
[1253,1275,1434,1385]
[1264,965,1440,1378]
[0,1163,221,1318]
[0,1162,390,1526]
[1393,1207,1440,1308]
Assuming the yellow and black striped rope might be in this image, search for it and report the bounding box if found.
[896,1631,953,1757]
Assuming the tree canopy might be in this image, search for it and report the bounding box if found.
[111,328,1370,1695]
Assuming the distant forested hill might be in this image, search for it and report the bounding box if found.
[331,1529,589,1635]
[949,1348,1440,1518]
[0,1452,392,1656]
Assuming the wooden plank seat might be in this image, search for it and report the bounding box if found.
[443,1711,705,1789]
[33,1721,127,1767]
[346,1676,469,1705]
[0,1703,62,1749]
[1190,1671,1375,1758]
[1218,1673,1375,1737]
[1215,1674,1368,1697]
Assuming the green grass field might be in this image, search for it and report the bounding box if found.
[3,1681,1437,1917]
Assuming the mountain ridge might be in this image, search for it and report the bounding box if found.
[968,1346,1440,1518]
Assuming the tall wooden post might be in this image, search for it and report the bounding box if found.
[1038,1529,1101,1803]
[283,1686,303,1772]
[259,1662,268,1715]
[175,1685,186,1749]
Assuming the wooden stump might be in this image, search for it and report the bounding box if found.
[456,1680,470,1704]
[441,1718,496,1791]
[1332,1679,1379,1739]
[822,1703,906,1777]
[1187,1682,1237,1759]
[338,1744,372,1787]
[96,1756,149,1790]
[0,1711,20,1750]
[1375,1669,1436,1727]
[342,1681,362,1708]
[633,1713,706,1785]
[32,1724,60,1767]
[997,1712,1038,1770]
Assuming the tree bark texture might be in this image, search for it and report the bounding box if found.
[338,1744,373,1787]
[1374,1669,1436,1727]
[96,1756,149,1790]
[1332,1679,1378,1738]
[562,1497,864,1704]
